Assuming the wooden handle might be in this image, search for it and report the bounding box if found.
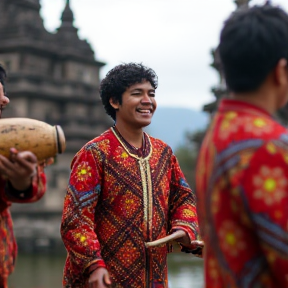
[145,230,186,248]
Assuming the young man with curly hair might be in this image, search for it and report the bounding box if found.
[196,4,288,288]
[61,63,202,288]
[0,65,47,288]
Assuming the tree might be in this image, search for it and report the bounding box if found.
[175,130,206,190]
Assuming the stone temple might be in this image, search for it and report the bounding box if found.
[0,0,112,252]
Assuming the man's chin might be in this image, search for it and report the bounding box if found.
[138,120,152,129]
[130,116,153,129]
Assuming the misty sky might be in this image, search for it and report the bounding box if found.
[40,0,288,111]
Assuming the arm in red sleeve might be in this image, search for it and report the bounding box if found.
[168,154,201,246]
[4,164,46,203]
[60,146,106,278]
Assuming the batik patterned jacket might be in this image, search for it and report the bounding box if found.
[0,165,46,280]
[61,127,200,288]
[196,99,288,288]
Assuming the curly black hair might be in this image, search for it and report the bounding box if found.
[99,63,158,120]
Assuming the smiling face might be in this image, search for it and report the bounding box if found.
[109,81,157,130]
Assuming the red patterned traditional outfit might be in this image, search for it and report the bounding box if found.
[61,127,200,288]
[0,166,46,288]
[196,99,288,288]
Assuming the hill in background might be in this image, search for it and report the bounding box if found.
[145,107,209,151]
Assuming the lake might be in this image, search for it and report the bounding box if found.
[9,253,204,288]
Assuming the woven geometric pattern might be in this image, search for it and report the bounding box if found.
[61,128,200,288]
[196,99,288,288]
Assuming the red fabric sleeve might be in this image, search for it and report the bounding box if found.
[169,154,200,243]
[241,141,288,287]
[3,164,46,203]
[61,146,106,277]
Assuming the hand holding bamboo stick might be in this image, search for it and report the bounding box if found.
[145,230,186,248]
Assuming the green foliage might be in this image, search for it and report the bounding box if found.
[175,144,197,189]
[175,130,203,190]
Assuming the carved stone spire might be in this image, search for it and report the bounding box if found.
[61,0,74,26]
[56,0,95,60]
[57,0,78,38]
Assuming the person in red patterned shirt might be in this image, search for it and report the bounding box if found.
[196,3,288,288]
[61,63,203,288]
[0,65,46,288]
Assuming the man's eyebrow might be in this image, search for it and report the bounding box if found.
[130,88,155,92]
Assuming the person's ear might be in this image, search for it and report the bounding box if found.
[274,58,288,86]
[109,98,119,110]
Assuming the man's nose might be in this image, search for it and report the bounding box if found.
[2,95,10,105]
[141,93,152,104]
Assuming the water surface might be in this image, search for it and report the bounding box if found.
[9,253,204,288]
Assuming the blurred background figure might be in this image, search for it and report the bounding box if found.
[0,64,47,288]
[196,3,288,287]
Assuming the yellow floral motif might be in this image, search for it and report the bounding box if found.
[225,112,238,120]
[80,235,87,243]
[76,163,92,182]
[226,232,236,245]
[266,143,277,155]
[253,166,287,205]
[264,178,276,192]
[97,139,110,154]
[121,193,137,218]
[80,169,87,175]
[121,151,129,158]
[221,120,231,130]
[253,118,266,128]
[125,199,134,205]
[219,121,239,140]
[75,233,87,244]
[219,221,246,257]
[244,116,272,135]
[183,209,195,218]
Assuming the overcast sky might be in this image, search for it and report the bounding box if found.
[40,0,288,111]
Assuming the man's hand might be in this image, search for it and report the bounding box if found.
[0,148,37,190]
[176,231,204,258]
[88,267,111,288]
[177,232,191,246]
